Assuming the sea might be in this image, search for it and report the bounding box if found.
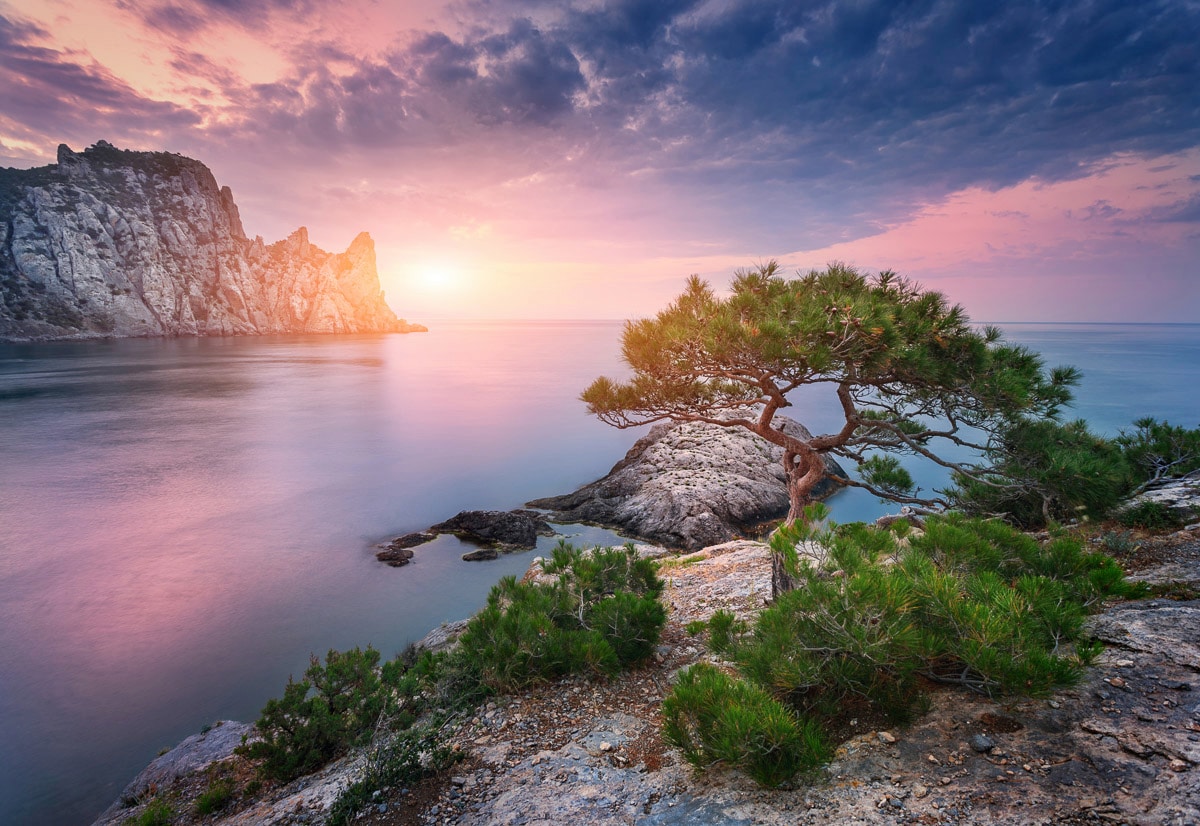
[0,320,1197,825]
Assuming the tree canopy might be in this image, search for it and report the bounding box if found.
[582,262,1078,547]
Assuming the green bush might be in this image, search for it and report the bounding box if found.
[669,515,1136,787]
[662,663,829,787]
[456,543,665,691]
[237,646,388,783]
[124,799,173,826]
[194,778,232,815]
[326,724,461,826]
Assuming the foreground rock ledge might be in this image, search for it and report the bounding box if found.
[528,415,846,550]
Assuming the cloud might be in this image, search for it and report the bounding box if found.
[123,0,317,35]
[2,0,1196,322]
[1148,193,1200,223]
[0,14,200,146]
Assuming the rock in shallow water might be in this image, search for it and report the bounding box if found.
[430,509,555,551]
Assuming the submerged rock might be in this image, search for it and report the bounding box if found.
[528,416,845,550]
[461,547,499,561]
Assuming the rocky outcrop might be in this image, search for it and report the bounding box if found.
[430,509,556,551]
[528,416,845,550]
[375,532,437,566]
[1122,477,1200,528]
[0,141,425,340]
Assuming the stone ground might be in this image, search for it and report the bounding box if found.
[352,532,1200,826]
[100,529,1200,826]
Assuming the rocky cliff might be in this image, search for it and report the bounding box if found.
[0,141,424,340]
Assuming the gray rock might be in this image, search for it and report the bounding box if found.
[1085,599,1200,670]
[92,720,252,824]
[1118,477,1200,526]
[375,532,438,565]
[0,141,426,340]
[376,546,415,566]
[414,619,471,654]
[430,509,555,551]
[528,415,845,550]
[969,733,995,753]
[462,548,499,561]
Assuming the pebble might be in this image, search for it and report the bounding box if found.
[969,734,995,753]
[878,731,897,744]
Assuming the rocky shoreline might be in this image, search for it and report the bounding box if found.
[94,462,1200,826]
[95,520,1200,826]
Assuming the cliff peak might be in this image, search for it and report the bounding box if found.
[0,142,423,340]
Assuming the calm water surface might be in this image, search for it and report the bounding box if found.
[0,321,1196,824]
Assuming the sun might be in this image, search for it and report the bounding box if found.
[415,263,461,291]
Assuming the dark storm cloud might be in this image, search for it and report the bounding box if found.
[0,15,200,140]
[10,0,1193,234]
[471,19,586,125]
[235,18,586,150]
[275,0,1190,203]
[628,0,1200,193]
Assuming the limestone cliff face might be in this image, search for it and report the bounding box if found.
[0,141,425,340]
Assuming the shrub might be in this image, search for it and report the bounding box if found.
[671,514,1136,787]
[194,778,232,815]
[326,724,461,826]
[124,799,173,826]
[1117,418,1200,484]
[662,663,829,787]
[1118,500,1182,531]
[237,646,387,783]
[1099,530,1137,554]
[456,543,665,691]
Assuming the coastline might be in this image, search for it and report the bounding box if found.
[97,521,1200,826]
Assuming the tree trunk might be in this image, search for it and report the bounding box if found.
[770,449,826,599]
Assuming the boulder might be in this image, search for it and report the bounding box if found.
[528,416,844,550]
[1120,477,1200,528]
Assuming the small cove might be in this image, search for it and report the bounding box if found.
[1,320,1197,824]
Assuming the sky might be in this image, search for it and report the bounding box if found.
[1,0,1198,322]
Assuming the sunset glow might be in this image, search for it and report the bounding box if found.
[1,0,1197,321]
